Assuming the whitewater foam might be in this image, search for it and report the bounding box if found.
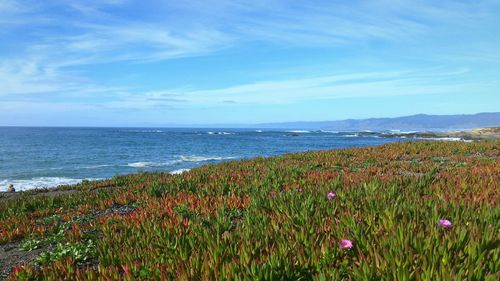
[79,164,115,169]
[417,137,464,142]
[0,177,100,192]
[128,162,155,168]
[126,161,176,168]
[126,155,236,168]
[178,155,236,162]
[126,130,163,133]
[386,130,418,135]
[170,168,191,174]
[207,131,234,135]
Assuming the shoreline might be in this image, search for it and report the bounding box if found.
[1,127,498,193]
[378,127,500,140]
[0,169,192,193]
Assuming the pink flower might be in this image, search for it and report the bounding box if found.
[340,239,353,250]
[438,219,452,228]
[327,192,336,199]
[297,188,303,192]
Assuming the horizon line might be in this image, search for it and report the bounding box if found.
[0,111,498,128]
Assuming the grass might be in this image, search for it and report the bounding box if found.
[1,141,499,280]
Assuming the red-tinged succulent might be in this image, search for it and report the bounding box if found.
[0,141,498,280]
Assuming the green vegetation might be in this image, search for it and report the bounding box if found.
[1,141,499,280]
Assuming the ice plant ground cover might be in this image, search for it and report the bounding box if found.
[0,141,499,280]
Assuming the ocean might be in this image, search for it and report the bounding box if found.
[0,127,419,191]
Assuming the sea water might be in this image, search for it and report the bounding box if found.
[0,127,416,191]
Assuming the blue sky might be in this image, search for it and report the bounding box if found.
[0,0,499,126]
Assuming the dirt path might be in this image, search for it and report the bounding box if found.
[0,201,134,280]
[0,241,53,280]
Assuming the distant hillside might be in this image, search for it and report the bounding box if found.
[257,112,500,131]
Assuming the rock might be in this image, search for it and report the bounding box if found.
[7,184,15,193]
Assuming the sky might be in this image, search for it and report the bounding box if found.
[0,0,499,126]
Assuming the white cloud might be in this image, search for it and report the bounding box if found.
[0,0,499,115]
[101,68,473,110]
[3,0,486,70]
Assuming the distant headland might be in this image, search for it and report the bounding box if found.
[255,112,500,131]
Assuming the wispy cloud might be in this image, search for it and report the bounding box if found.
[0,0,499,125]
[4,0,496,71]
[99,68,473,110]
[0,1,236,99]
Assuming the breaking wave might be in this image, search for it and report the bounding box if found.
[0,177,101,192]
